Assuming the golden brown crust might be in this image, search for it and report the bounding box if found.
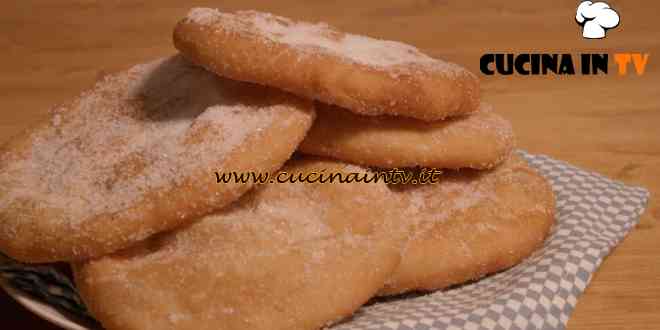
[0,55,315,262]
[74,158,405,330]
[380,155,556,295]
[300,102,514,169]
[173,9,479,122]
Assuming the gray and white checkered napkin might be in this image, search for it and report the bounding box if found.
[0,151,650,330]
[334,151,650,330]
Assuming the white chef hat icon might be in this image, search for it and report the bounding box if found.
[576,1,620,39]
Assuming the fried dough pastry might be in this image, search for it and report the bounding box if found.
[300,102,514,169]
[173,8,479,121]
[74,158,405,330]
[0,55,314,262]
[380,155,555,295]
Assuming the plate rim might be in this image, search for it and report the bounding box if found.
[1,279,91,330]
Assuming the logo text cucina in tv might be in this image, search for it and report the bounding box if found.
[480,53,649,76]
[479,2,649,77]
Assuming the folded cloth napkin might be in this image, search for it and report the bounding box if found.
[336,151,650,330]
[0,151,650,330]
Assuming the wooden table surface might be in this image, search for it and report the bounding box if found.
[1,1,658,329]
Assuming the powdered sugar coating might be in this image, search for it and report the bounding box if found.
[0,55,314,261]
[1,56,272,222]
[186,8,460,72]
[176,8,480,121]
[380,155,556,295]
[300,103,515,169]
[393,167,489,238]
[395,156,540,229]
[107,160,402,267]
[75,159,404,330]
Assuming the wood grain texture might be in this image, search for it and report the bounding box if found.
[0,1,658,329]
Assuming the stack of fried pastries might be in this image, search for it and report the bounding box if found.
[0,8,555,330]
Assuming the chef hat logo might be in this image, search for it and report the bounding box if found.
[576,1,620,39]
